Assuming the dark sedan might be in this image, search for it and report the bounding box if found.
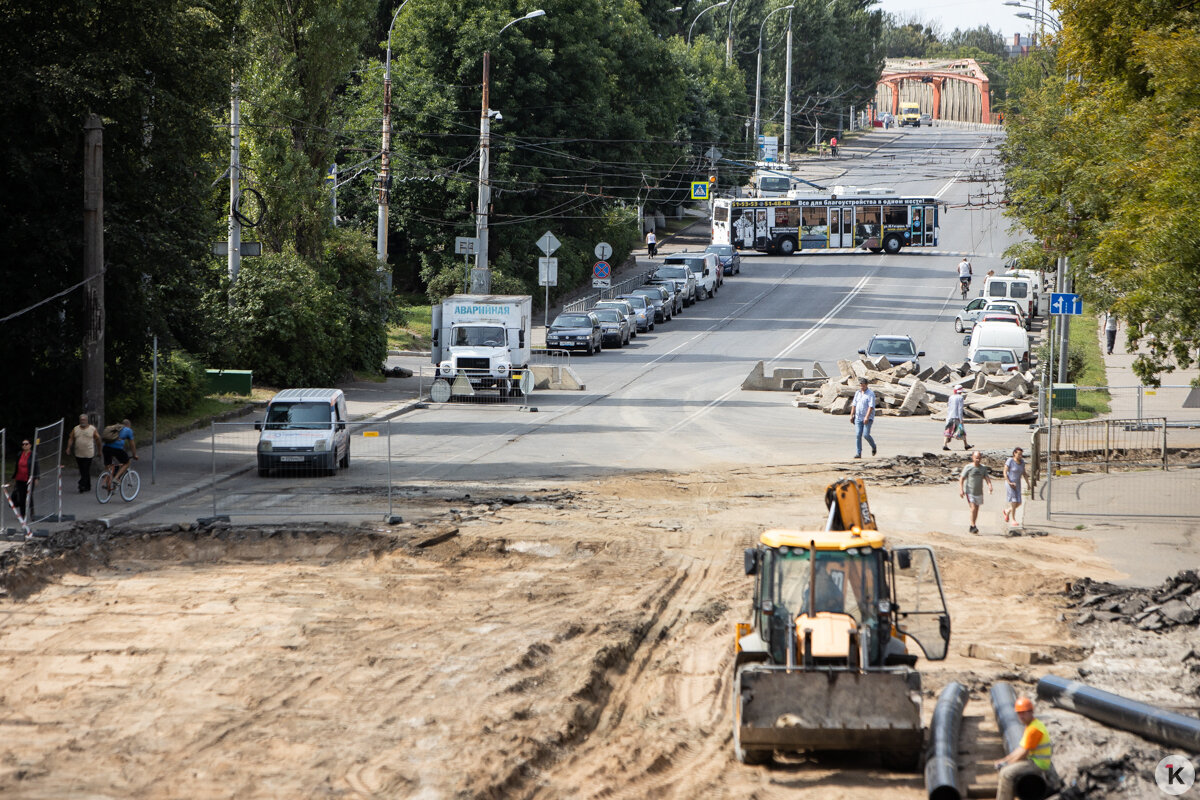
[705,243,741,276]
[546,312,603,355]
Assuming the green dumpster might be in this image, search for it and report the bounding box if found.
[206,369,253,396]
[1051,383,1076,410]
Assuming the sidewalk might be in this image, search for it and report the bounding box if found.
[1095,316,1200,423]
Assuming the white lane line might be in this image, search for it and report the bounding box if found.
[666,270,876,434]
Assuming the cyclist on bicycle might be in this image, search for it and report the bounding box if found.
[101,418,137,490]
[957,257,973,297]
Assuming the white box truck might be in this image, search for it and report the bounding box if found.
[431,295,533,399]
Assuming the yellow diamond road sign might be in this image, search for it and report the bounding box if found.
[690,181,709,200]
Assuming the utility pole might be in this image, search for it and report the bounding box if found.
[83,114,104,422]
[378,52,392,263]
[228,82,242,284]
[472,50,493,294]
[782,9,793,163]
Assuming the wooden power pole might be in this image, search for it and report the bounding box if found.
[83,114,105,423]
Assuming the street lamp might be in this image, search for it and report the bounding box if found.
[688,1,729,46]
[378,0,415,265]
[725,0,740,66]
[473,9,546,293]
[752,4,794,158]
[1015,11,1063,30]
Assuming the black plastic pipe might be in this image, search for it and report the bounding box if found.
[989,682,1048,800]
[1038,673,1200,751]
[925,681,968,800]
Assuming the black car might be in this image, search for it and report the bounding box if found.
[705,243,742,276]
[546,312,603,355]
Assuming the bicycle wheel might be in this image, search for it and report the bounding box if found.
[120,469,141,502]
[96,474,114,504]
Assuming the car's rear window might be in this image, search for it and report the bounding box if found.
[973,349,1016,363]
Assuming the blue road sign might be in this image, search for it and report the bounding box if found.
[593,261,611,279]
[1049,292,1083,315]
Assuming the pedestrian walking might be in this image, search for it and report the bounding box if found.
[830,136,838,157]
[1105,311,1118,355]
[850,377,877,459]
[958,450,992,534]
[994,696,1057,800]
[6,437,39,522]
[1002,446,1029,527]
[645,229,657,258]
[942,386,972,451]
[65,413,102,493]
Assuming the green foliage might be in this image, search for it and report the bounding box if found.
[321,228,389,372]
[225,252,349,387]
[108,350,209,421]
[1002,2,1200,386]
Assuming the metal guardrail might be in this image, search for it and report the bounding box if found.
[562,268,659,314]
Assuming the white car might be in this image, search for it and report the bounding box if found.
[954,297,988,333]
[968,347,1021,373]
[663,252,719,300]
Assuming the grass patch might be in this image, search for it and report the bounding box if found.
[389,291,432,352]
[1051,309,1112,420]
[130,389,275,442]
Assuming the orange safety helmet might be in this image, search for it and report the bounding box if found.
[1014,697,1034,713]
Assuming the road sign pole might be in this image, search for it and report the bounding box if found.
[544,285,549,329]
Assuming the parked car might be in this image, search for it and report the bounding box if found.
[954,297,988,333]
[705,243,742,276]
[978,312,1023,327]
[968,347,1021,373]
[616,293,656,332]
[965,320,1030,370]
[858,334,924,372]
[651,280,684,316]
[592,299,638,338]
[650,265,697,307]
[663,252,718,300]
[984,299,1030,330]
[256,388,350,477]
[588,306,631,348]
[630,286,671,322]
[920,113,932,126]
[546,311,603,355]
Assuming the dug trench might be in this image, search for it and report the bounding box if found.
[0,464,1195,799]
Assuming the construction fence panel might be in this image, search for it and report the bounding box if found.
[415,366,533,407]
[209,420,396,520]
[0,427,6,533]
[29,419,65,526]
[1033,417,1200,518]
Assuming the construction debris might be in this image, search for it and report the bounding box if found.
[786,356,1039,423]
[1065,571,1200,631]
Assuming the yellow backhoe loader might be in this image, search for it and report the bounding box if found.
[732,478,951,768]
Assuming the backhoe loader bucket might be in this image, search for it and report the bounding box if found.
[733,665,923,767]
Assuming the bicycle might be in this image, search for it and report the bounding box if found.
[97,465,140,503]
[959,276,971,301]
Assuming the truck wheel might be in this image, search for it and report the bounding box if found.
[341,447,350,469]
[883,234,903,254]
[777,237,797,256]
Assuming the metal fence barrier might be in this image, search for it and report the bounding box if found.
[414,366,533,407]
[208,420,399,520]
[562,267,659,314]
[1032,417,1200,518]
[1,419,66,539]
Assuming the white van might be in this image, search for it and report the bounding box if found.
[965,321,1030,371]
[255,388,350,476]
[982,276,1034,322]
[662,252,719,299]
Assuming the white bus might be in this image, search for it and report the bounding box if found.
[712,189,940,255]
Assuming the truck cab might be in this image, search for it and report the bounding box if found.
[432,295,533,398]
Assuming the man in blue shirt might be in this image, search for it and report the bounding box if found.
[850,377,877,459]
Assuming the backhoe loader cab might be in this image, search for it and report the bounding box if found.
[733,525,950,768]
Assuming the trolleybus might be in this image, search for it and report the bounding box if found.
[712,188,940,255]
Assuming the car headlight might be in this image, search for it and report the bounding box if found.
[313,438,330,452]
[439,361,454,376]
[258,440,272,453]
[496,362,510,375]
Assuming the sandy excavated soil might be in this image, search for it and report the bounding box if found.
[0,464,1194,799]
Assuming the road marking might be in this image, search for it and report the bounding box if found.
[935,142,988,199]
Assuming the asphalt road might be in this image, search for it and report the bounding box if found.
[8,126,1038,531]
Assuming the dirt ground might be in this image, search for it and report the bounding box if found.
[0,462,1194,799]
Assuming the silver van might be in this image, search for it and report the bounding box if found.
[255,388,350,476]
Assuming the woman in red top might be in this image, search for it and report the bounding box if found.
[9,438,39,520]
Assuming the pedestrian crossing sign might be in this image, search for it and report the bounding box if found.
[690,181,709,200]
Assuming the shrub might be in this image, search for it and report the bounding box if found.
[106,349,206,419]
[226,252,348,386]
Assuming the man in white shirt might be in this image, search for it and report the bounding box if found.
[850,377,877,459]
